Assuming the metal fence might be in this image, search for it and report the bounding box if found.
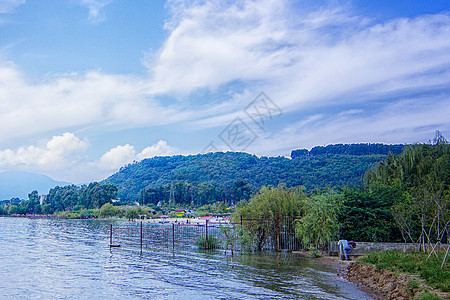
[109,215,303,254]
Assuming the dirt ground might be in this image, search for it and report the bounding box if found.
[316,255,448,299]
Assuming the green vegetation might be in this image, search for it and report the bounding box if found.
[233,185,305,251]
[220,226,238,254]
[295,191,342,250]
[104,143,401,203]
[416,292,442,300]
[233,185,343,252]
[364,132,449,247]
[195,235,220,250]
[1,137,448,257]
[0,182,118,217]
[339,187,402,242]
[359,250,450,292]
[124,206,153,220]
[230,132,449,256]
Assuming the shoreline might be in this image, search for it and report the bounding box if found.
[295,252,448,299]
[293,252,385,299]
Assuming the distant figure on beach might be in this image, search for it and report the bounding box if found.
[338,239,355,261]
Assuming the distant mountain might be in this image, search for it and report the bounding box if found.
[104,143,405,203]
[0,171,70,200]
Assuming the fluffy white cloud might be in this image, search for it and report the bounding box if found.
[0,132,88,169]
[93,140,178,176]
[0,133,179,183]
[149,0,292,94]
[0,64,189,144]
[137,140,177,160]
[98,144,136,170]
[149,0,450,128]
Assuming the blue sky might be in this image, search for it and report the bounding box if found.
[0,0,449,183]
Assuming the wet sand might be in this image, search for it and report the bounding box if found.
[293,252,385,299]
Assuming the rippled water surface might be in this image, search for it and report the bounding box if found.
[0,218,371,299]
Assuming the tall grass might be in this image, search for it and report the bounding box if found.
[359,250,450,292]
[195,235,220,250]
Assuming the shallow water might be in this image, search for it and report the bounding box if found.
[0,218,371,299]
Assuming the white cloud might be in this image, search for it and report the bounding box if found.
[0,63,191,144]
[0,0,25,13]
[1,0,450,183]
[149,0,294,94]
[137,140,177,160]
[248,95,450,155]
[80,0,111,23]
[0,133,179,183]
[91,140,178,179]
[148,0,450,123]
[97,140,178,171]
[0,132,89,169]
[98,144,136,170]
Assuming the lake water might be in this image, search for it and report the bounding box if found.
[0,217,372,299]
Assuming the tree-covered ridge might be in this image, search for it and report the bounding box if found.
[291,143,404,158]
[104,143,403,203]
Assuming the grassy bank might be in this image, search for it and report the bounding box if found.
[358,250,450,292]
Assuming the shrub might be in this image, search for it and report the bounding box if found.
[195,235,219,250]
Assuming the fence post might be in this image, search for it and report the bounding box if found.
[276,213,280,252]
[140,221,143,253]
[172,223,175,251]
[206,219,209,250]
[110,224,113,246]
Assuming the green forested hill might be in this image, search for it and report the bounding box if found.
[104,143,404,204]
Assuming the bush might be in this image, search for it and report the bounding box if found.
[99,203,123,218]
[195,235,219,250]
[57,211,81,219]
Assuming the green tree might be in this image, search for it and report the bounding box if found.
[364,135,450,249]
[233,185,306,251]
[79,182,118,209]
[98,203,123,218]
[27,190,41,214]
[8,204,26,215]
[41,203,54,215]
[339,187,402,242]
[295,191,342,250]
[125,208,139,220]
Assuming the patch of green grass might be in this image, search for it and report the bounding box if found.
[409,278,420,290]
[359,250,450,292]
[416,291,442,300]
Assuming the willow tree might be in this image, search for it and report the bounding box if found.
[294,191,343,251]
[233,185,306,251]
